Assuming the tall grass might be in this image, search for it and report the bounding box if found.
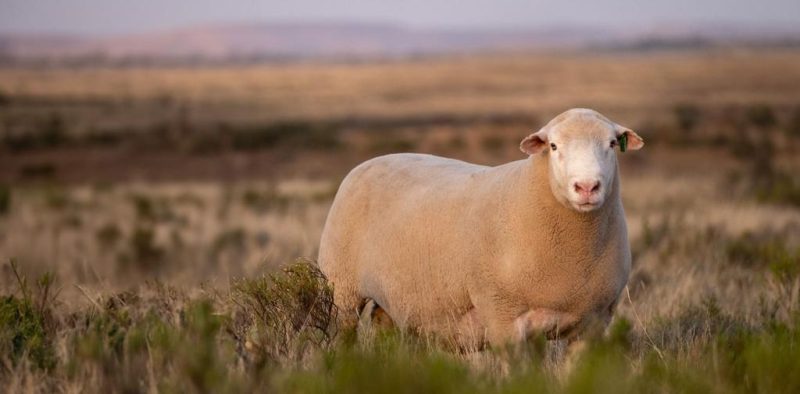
[1,258,798,393]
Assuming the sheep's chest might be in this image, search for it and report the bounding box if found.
[507,245,629,323]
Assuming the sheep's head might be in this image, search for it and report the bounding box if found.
[520,108,643,213]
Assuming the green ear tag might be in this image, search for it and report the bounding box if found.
[618,134,628,153]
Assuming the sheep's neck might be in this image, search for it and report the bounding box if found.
[497,155,626,314]
[514,153,620,254]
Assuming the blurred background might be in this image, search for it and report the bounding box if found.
[0,0,799,308]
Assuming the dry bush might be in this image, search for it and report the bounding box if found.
[231,260,337,367]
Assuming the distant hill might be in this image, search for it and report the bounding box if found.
[1,21,798,63]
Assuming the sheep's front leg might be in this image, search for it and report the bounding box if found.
[513,309,578,342]
[480,307,577,346]
[561,300,619,375]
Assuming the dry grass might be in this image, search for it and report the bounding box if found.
[2,50,800,135]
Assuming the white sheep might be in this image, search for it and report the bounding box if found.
[318,108,644,349]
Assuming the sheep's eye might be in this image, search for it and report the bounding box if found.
[550,143,557,151]
[610,140,617,148]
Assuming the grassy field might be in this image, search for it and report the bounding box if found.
[1,49,800,393]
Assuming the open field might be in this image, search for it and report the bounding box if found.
[1,49,800,392]
[2,49,800,182]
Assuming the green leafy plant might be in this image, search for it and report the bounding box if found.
[0,261,58,370]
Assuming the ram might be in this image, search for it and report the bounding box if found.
[318,108,644,349]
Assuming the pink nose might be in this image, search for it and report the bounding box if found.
[574,180,600,198]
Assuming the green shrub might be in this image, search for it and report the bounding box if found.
[69,295,236,393]
[0,295,56,370]
[172,300,235,393]
[0,262,57,370]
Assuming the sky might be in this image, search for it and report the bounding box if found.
[1,0,799,36]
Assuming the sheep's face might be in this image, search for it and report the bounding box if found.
[520,108,643,212]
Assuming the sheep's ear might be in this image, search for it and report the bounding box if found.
[520,129,548,155]
[615,126,644,151]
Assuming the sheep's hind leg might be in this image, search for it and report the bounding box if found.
[357,299,395,344]
[331,283,362,334]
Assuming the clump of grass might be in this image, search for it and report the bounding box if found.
[66,290,238,393]
[736,322,800,393]
[648,297,748,354]
[0,261,58,371]
[231,260,338,366]
[163,300,238,393]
